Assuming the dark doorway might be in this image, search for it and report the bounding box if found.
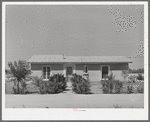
[67,67,72,76]
[66,67,72,82]
[102,66,109,79]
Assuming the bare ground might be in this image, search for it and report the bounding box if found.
[5,93,144,108]
[5,80,144,108]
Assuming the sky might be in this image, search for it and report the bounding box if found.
[5,4,144,69]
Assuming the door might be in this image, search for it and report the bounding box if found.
[102,66,109,79]
[66,67,72,82]
[67,67,72,76]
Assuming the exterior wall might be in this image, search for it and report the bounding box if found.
[111,70,124,81]
[31,63,129,81]
[31,63,63,77]
[76,64,101,81]
[76,63,128,81]
[31,64,43,77]
[51,64,63,75]
[109,63,128,81]
[109,63,128,70]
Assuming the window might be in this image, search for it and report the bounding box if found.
[43,66,51,79]
[84,65,88,73]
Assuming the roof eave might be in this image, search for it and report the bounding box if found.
[28,61,132,63]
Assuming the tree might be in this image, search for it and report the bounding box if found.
[121,70,128,82]
[8,60,31,94]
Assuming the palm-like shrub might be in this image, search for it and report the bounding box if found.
[39,74,66,94]
[29,76,43,87]
[71,73,91,94]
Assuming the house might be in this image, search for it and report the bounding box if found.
[28,55,132,81]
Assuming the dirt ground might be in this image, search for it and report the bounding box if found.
[5,93,144,108]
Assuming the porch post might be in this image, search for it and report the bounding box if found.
[73,64,76,74]
[63,63,66,77]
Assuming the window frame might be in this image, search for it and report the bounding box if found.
[101,65,110,79]
[42,65,51,79]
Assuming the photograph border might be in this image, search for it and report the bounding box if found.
[2,1,148,120]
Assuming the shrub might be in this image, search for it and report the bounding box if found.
[137,74,144,80]
[39,74,66,94]
[128,75,136,83]
[137,87,144,93]
[101,80,123,94]
[127,85,134,94]
[127,75,144,94]
[39,82,47,94]
[49,74,67,91]
[127,82,144,94]
[29,76,43,87]
[71,73,91,94]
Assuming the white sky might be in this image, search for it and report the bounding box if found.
[5,5,144,69]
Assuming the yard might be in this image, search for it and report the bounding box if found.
[5,79,144,108]
[5,93,144,108]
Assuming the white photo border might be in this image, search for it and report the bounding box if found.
[2,1,148,120]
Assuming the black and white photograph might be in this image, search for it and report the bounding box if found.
[2,1,148,120]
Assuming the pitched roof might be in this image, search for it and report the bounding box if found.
[28,55,132,63]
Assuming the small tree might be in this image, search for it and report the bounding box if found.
[8,60,31,94]
[121,70,128,82]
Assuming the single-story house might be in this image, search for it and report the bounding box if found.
[28,55,132,81]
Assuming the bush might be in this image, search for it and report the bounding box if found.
[39,82,47,94]
[137,87,144,93]
[71,73,91,94]
[127,85,134,94]
[39,74,66,94]
[101,80,123,94]
[137,74,144,80]
[127,75,144,94]
[127,82,144,94]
